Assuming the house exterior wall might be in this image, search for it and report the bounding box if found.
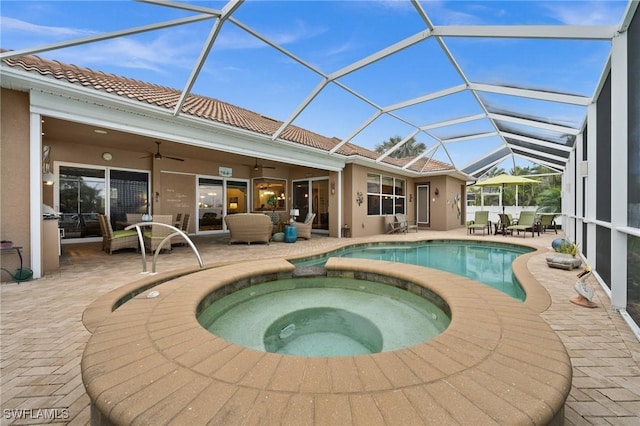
[0,87,467,280]
[1,89,31,281]
[414,175,466,231]
[343,163,469,237]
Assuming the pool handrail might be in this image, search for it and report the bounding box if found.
[125,222,203,273]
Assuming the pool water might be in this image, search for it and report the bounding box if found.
[198,277,450,356]
[293,241,531,301]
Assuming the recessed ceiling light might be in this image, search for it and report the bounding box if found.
[94,129,107,134]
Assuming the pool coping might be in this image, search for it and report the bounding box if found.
[82,249,571,425]
[82,238,550,333]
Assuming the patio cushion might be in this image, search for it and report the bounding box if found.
[303,212,314,224]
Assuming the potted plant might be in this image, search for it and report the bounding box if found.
[556,240,579,257]
[267,195,277,211]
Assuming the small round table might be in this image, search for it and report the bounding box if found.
[284,225,297,243]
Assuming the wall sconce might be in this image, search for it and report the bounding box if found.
[356,191,364,206]
[409,194,413,203]
[290,209,299,223]
[331,182,335,195]
[435,188,439,197]
[155,191,160,202]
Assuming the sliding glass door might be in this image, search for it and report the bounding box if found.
[197,177,248,234]
[292,178,329,233]
[57,164,149,242]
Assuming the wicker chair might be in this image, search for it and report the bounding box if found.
[126,213,143,225]
[174,213,182,229]
[100,214,139,255]
[143,215,175,252]
[97,213,108,252]
[292,213,316,240]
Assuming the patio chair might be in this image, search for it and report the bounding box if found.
[497,213,513,236]
[97,213,108,252]
[395,213,418,233]
[467,211,490,235]
[100,214,139,255]
[143,214,175,253]
[385,215,404,233]
[538,213,558,234]
[126,213,143,225]
[181,213,191,233]
[507,210,537,238]
[174,213,182,229]
[172,213,192,247]
[292,213,316,239]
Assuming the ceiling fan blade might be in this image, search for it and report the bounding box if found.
[147,141,185,161]
[262,165,276,169]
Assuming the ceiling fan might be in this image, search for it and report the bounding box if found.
[245,158,276,171]
[141,141,184,162]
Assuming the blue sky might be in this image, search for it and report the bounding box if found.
[0,0,629,172]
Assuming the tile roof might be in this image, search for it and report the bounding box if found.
[2,51,454,174]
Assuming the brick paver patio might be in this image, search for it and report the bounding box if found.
[2,228,639,425]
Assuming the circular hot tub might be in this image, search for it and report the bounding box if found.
[82,256,571,425]
[198,276,450,356]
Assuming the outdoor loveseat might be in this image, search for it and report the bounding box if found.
[224,213,273,245]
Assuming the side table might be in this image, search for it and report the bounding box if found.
[341,226,351,238]
[284,225,297,243]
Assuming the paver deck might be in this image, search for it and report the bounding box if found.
[2,228,640,425]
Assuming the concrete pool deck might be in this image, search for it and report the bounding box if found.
[2,228,640,425]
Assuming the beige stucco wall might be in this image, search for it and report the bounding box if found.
[414,175,466,231]
[1,89,31,281]
[345,164,423,237]
[0,86,469,278]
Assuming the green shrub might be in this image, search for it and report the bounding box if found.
[556,241,579,256]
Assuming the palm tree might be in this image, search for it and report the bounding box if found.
[375,136,425,159]
[536,186,561,213]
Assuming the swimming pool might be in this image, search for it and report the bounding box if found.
[293,240,532,300]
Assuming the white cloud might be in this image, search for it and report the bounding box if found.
[0,16,94,38]
[52,34,197,75]
[542,1,626,25]
[215,19,327,50]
